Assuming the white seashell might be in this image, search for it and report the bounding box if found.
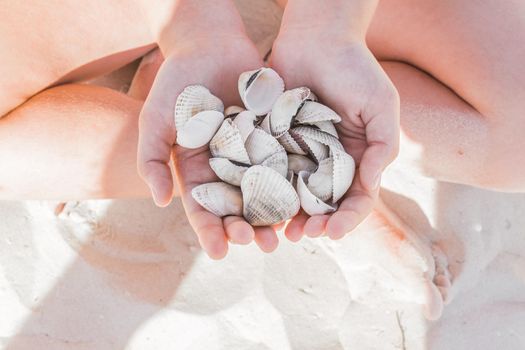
[244,127,285,165]
[307,157,334,202]
[291,126,344,150]
[296,171,337,216]
[286,170,294,183]
[277,131,308,155]
[209,158,248,186]
[260,150,288,178]
[209,119,251,165]
[241,165,300,226]
[289,129,330,163]
[238,68,285,116]
[192,182,243,217]
[331,147,356,203]
[306,91,319,102]
[225,105,245,118]
[295,101,341,125]
[287,154,318,174]
[259,113,272,134]
[175,85,224,131]
[176,110,224,149]
[232,110,257,142]
[305,120,339,138]
[270,87,311,137]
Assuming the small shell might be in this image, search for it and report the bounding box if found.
[176,110,224,149]
[241,165,300,226]
[233,110,257,142]
[331,147,356,203]
[209,119,251,165]
[192,182,243,217]
[238,68,285,115]
[175,85,224,130]
[289,129,330,163]
[270,87,311,137]
[260,150,288,178]
[259,113,272,134]
[291,126,344,150]
[225,105,245,118]
[297,171,337,216]
[295,101,341,124]
[209,158,249,186]
[307,120,339,138]
[306,91,319,102]
[277,131,308,155]
[307,157,334,202]
[288,154,318,174]
[244,127,285,165]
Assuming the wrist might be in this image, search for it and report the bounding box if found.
[151,0,247,56]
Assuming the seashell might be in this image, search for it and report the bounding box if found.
[260,150,288,178]
[289,129,330,163]
[287,154,318,174]
[306,120,339,138]
[244,127,285,165]
[175,85,224,131]
[277,131,308,155]
[295,101,341,125]
[176,110,224,149]
[241,165,300,226]
[232,110,257,142]
[306,91,319,102]
[270,87,311,137]
[296,171,337,216]
[209,158,248,186]
[331,147,356,203]
[225,105,245,118]
[291,126,344,150]
[307,157,334,202]
[192,182,243,217]
[209,119,251,165]
[286,170,294,183]
[238,68,285,115]
[259,113,272,134]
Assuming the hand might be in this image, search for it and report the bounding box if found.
[137,9,278,259]
[271,26,400,241]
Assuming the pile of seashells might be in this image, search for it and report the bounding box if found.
[175,68,355,226]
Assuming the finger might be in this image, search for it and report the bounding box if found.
[254,226,279,253]
[284,211,309,242]
[223,216,255,245]
[303,215,330,238]
[360,100,400,192]
[326,172,380,240]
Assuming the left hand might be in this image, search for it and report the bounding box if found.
[271,26,400,241]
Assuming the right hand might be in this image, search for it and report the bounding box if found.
[137,29,275,259]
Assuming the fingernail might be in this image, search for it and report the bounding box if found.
[149,184,160,205]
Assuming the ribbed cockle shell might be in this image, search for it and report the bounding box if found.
[209,119,251,165]
[238,68,285,116]
[177,110,224,149]
[192,182,243,217]
[175,85,224,131]
[270,87,310,137]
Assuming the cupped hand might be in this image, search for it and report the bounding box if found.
[271,31,400,241]
[137,32,280,259]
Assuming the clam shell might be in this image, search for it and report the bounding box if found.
[295,101,341,124]
[270,87,311,137]
[289,129,330,163]
[331,147,356,203]
[176,110,224,149]
[209,119,251,165]
[225,105,245,118]
[192,182,243,217]
[307,157,334,202]
[233,110,257,142]
[238,68,285,115]
[209,158,248,186]
[291,126,344,150]
[260,150,288,178]
[259,113,272,134]
[244,127,285,165]
[297,171,337,216]
[287,154,318,174]
[277,131,308,155]
[306,91,319,102]
[241,165,300,226]
[307,120,339,138]
[175,85,224,130]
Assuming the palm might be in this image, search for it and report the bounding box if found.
[271,39,400,240]
[139,36,281,259]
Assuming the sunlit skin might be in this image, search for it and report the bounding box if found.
[1,0,524,259]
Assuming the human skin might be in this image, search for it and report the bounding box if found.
[1,0,524,256]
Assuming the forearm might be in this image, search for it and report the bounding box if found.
[280,0,379,40]
[140,0,247,56]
